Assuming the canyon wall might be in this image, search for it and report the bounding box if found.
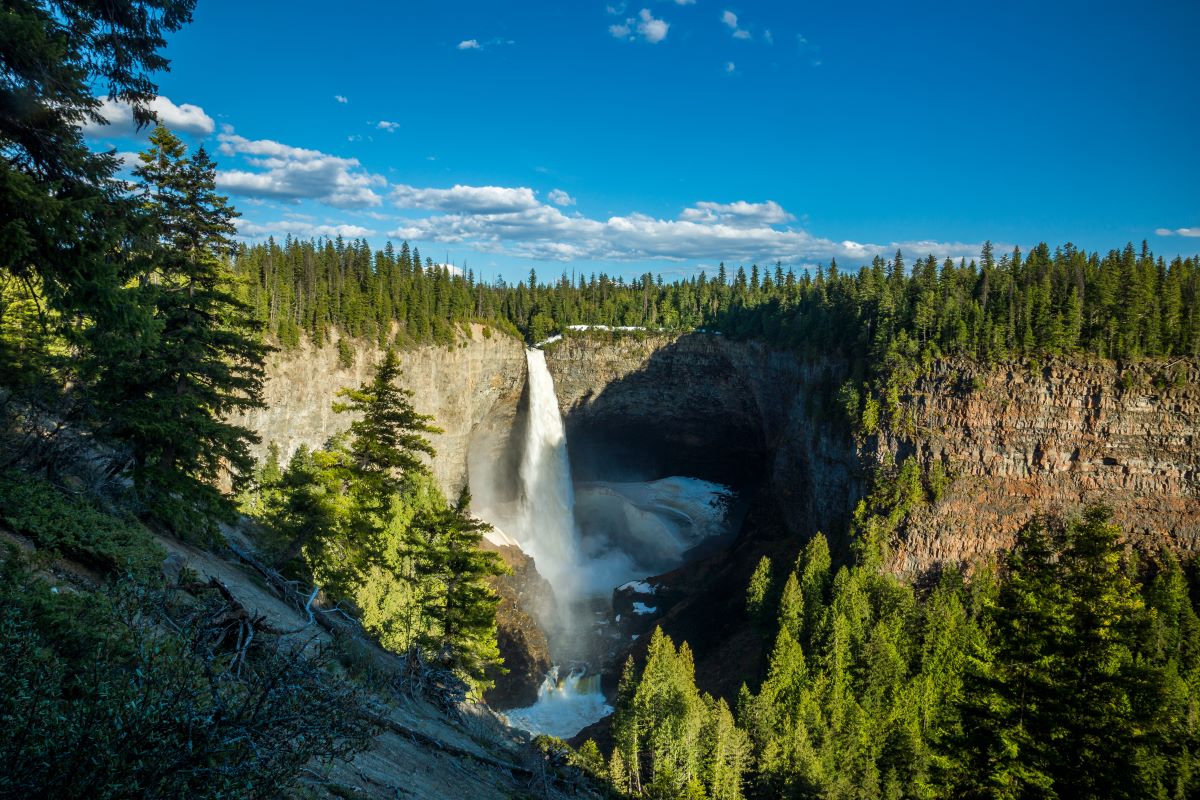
[877,357,1200,576]
[241,330,1200,581]
[233,325,527,500]
[240,329,1200,704]
[543,332,859,540]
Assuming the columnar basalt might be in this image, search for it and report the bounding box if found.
[877,358,1200,576]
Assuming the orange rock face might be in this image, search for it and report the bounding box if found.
[878,358,1200,576]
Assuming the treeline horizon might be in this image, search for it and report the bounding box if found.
[232,237,1200,367]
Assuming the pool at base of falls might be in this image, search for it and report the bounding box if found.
[502,666,613,740]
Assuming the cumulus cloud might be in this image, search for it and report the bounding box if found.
[1157,227,1200,237]
[334,95,348,103]
[609,21,632,38]
[457,39,480,50]
[391,184,541,214]
[548,189,576,207]
[83,95,215,138]
[216,132,385,208]
[383,184,979,265]
[636,9,669,43]
[376,120,400,132]
[237,219,377,239]
[679,200,793,226]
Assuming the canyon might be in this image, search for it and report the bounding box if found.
[240,326,1200,718]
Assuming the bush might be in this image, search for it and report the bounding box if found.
[0,469,163,575]
[0,555,376,800]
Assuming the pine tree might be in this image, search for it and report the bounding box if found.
[410,488,506,682]
[0,0,194,339]
[746,556,774,630]
[89,127,265,534]
[333,349,440,512]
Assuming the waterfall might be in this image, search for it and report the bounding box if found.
[515,348,584,618]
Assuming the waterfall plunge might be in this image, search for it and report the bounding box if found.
[516,348,584,623]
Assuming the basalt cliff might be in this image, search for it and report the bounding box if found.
[243,328,1200,701]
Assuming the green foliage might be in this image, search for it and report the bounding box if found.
[0,469,162,575]
[595,507,1200,800]
[337,336,357,369]
[0,554,373,800]
[0,0,194,345]
[611,627,751,799]
[746,555,774,630]
[949,506,1178,798]
[83,127,266,540]
[233,241,1200,391]
[247,352,504,689]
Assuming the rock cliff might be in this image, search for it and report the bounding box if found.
[877,357,1200,576]
[481,542,555,710]
[543,331,859,539]
[241,327,1200,708]
[233,325,527,500]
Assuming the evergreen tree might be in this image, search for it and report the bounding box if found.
[333,348,440,513]
[410,488,506,681]
[89,127,265,534]
[0,0,194,341]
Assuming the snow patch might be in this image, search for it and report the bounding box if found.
[632,601,658,615]
[483,523,522,550]
[618,580,656,595]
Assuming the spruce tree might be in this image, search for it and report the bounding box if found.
[410,488,506,682]
[89,127,265,533]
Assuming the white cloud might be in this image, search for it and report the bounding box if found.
[1157,227,1200,237]
[679,200,793,226]
[674,0,696,4]
[548,189,576,207]
[391,184,541,214]
[764,29,773,44]
[237,219,377,239]
[725,61,736,73]
[609,21,632,38]
[376,120,400,132]
[457,39,480,50]
[83,95,215,138]
[334,95,348,103]
[636,9,669,43]
[383,184,979,265]
[721,10,751,39]
[216,132,385,208]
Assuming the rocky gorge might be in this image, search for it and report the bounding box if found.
[239,326,1200,712]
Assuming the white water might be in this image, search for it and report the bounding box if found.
[572,476,733,591]
[476,351,734,739]
[515,348,586,616]
[503,667,612,740]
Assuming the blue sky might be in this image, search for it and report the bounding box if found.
[84,0,1200,281]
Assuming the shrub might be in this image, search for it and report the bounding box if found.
[0,555,376,800]
[0,469,163,575]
